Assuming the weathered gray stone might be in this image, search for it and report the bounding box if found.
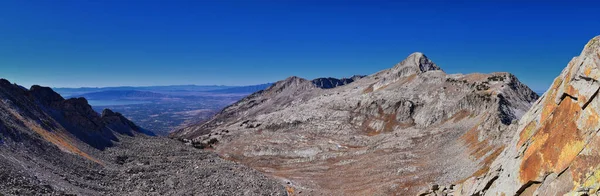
[172,52,539,195]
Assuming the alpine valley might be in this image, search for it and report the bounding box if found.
[3,36,600,196]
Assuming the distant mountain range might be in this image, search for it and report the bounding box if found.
[52,80,364,136]
[68,90,170,100]
[53,84,274,97]
[204,83,274,94]
[51,84,276,136]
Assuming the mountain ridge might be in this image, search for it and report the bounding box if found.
[0,79,286,195]
[171,52,539,195]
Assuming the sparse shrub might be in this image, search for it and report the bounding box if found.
[487,75,505,81]
[475,83,490,91]
[191,138,219,149]
[115,155,128,165]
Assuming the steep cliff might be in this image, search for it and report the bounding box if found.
[435,35,600,196]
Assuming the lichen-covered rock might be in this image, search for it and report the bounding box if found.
[449,35,600,195]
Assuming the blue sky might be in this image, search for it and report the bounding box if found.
[0,0,599,91]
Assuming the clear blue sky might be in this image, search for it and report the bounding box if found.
[1,0,599,91]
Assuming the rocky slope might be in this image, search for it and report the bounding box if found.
[427,35,600,195]
[172,52,539,195]
[0,80,285,195]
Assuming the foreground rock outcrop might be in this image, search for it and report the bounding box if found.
[433,35,600,195]
[172,52,539,195]
[0,80,285,195]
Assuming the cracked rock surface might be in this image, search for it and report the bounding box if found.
[432,35,600,195]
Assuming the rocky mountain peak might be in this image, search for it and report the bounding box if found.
[279,75,310,86]
[391,52,442,75]
[262,76,316,96]
[29,85,65,105]
[370,52,444,91]
[4,81,153,151]
[172,50,539,195]
[0,78,12,86]
[101,108,117,117]
[582,35,600,56]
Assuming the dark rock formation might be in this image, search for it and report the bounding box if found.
[311,75,365,89]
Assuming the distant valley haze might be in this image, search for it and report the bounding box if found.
[50,83,274,135]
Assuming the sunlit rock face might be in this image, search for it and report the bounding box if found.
[443,35,600,196]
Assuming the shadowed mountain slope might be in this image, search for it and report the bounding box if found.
[311,75,365,89]
[0,80,285,195]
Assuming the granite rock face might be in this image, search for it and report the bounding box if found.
[431,35,600,195]
[172,52,539,195]
[0,80,285,195]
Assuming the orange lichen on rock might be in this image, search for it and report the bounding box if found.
[286,186,295,196]
[585,65,593,76]
[540,78,562,123]
[582,106,600,131]
[519,98,583,183]
[565,85,580,101]
[517,121,538,148]
[570,146,600,188]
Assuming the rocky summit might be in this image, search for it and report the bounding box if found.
[421,35,600,195]
[0,80,285,195]
[172,52,539,195]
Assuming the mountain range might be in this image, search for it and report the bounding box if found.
[171,52,539,195]
[0,80,285,195]
[2,35,600,195]
[173,36,600,195]
[53,78,374,136]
